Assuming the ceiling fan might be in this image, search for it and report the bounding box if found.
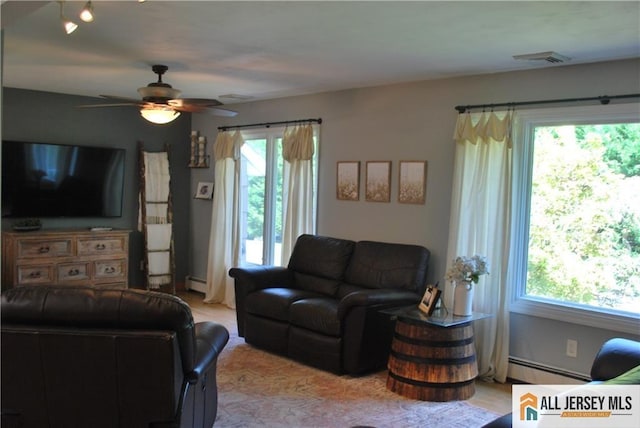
[79,64,238,124]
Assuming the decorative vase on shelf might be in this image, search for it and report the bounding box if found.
[453,281,474,316]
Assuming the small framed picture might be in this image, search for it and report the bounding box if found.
[195,182,214,199]
[418,284,441,316]
[336,161,360,201]
[365,161,391,202]
[399,161,427,204]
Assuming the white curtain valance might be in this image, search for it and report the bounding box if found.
[283,124,314,161]
[454,111,513,148]
[213,130,243,160]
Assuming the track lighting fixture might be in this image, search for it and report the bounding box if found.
[79,1,95,23]
[58,1,78,34]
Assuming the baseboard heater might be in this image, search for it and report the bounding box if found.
[185,276,207,293]
[508,356,590,384]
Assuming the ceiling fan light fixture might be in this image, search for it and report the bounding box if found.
[140,106,180,125]
[79,1,95,23]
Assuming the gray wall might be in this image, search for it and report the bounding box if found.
[1,88,192,288]
[191,58,640,377]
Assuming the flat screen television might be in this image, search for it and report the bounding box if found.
[2,140,126,218]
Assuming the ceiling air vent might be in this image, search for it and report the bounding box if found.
[513,51,571,63]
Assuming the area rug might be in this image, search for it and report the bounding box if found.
[215,334,500,428]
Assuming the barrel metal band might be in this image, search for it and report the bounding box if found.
[388,371,475,388]
[389,349,477,365]
[393,332,474,347]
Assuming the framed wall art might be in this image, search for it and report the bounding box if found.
[336,161,360,201]
[398,160,427,204]
[194,182,214,199]
[365,161,391,202]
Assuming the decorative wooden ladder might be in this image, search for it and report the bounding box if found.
[138,142,176,294]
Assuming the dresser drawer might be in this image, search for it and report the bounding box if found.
[17,239,73,258]
[17,264,55,285]
[58,261,91,282]
[78,237,127,256]
[94,259,127,281]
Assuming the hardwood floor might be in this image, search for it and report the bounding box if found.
[178,290,512,417]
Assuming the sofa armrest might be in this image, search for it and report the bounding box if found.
[590,337,640,381]
[337,289,420,319]
[229,266,294,293]
[229,265,294,337]
[187,322,230,384]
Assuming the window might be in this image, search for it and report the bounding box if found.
[238,126,318,267]
[511,104,640,333]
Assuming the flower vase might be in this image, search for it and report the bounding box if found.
[453,281,474,316]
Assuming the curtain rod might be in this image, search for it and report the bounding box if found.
[218,117,322,131]
[454,94,640,113]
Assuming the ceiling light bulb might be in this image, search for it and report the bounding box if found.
[140,107,181,125]
[63,20,78,34]
[58,1,78,34]
[79,1,94,23]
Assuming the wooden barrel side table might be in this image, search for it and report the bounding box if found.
[383,307,490,402]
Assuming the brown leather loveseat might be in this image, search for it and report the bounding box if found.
[229,234,430,375]
[1,286,229,428]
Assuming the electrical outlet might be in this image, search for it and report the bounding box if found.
[566,339,578,358]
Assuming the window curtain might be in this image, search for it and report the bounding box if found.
[281,124,316,263]
[446,111,513,382]
[204,130,244,308]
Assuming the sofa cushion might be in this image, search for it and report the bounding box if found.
[293,271,342,296]
[602,364,640,385]
[336,283,366,299]
[245,288,320,321]
[288,235,355,281]
[344,241,430,292]
[289,297,341,336]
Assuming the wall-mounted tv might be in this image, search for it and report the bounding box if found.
[2,141,126,218]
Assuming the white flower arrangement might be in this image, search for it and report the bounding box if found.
[445,255,490,288]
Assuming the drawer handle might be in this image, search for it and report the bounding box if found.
[68,268,80,276]
[95,243,107,251]
[29,271,42,279]
[38,246,50,254]
[104,266,116,274]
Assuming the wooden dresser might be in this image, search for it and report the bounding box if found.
[2,229,130,289]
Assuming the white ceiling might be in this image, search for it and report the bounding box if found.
[2,1,639,105]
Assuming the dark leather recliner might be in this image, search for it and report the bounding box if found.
[482,337,640,428]
[230,234,430,375]
[1,286,229,428]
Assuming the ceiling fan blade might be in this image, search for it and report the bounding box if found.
[209,107,238,117]
[168,98,223,107]
[99,94,144,103]
[169,104,209,113]
[78,103,142,108]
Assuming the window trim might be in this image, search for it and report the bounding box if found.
[509,103,640,334]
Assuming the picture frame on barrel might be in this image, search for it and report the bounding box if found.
[418,284,441,316]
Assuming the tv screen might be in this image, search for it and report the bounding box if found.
[2,141,126,218]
